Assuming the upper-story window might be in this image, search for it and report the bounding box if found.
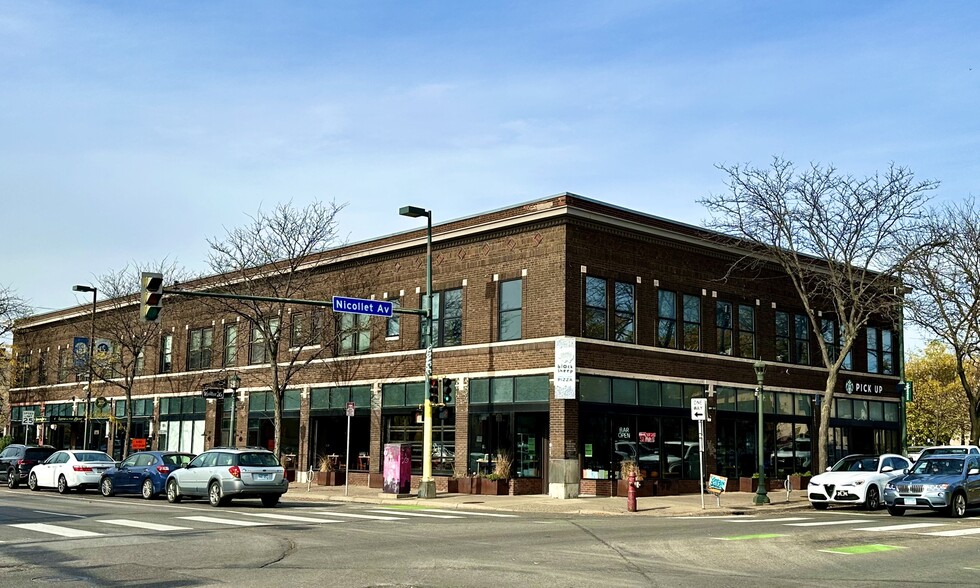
[37,350,47,385]
[657,290,677,348]
[499,279,523,341]
[57,348,68,383]
[16,354,31,386]
[386,299,400,338]
[716,302,754,358]
[658,290,699,350]
[584,276,634,343]
[159,334,173,373]
[738,305,755,359]
[249,318,280,365]
[223,324,238,367]
[682,294,701,351]
[421,288,463,348]
[776,311,810,365]
[821,318,852,369]
[716,301,733,355]
[338,313,371,355]
[290,312,306,348]
[135,349,145,376]
[867,327,895,375]
[187,327,213,371]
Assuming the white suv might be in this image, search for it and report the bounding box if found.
[165,448,288,507]
[914,445,980,463]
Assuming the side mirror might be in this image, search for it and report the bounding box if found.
[969,468,980,476]
[904,468,910,474]
[881,466,894,473]
[825,466,832,472]
[183,463,192,469]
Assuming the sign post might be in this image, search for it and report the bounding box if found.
[345,401,355,496]
[691,398,707,509]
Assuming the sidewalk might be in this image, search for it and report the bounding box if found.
[283,481,813,517]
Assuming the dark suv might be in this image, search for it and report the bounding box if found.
[0,445,57,489]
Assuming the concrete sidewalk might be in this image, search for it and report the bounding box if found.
[283,481,814,517]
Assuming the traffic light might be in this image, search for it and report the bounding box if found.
[428,378,439,404]
[442,378,454,404]
[140,272,164,323]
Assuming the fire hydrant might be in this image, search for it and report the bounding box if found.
[627,471,638,512]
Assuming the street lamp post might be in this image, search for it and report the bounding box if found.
[399,205,437,499]
[227,372,241,448]
[73,284,97,451]
[753,358,770,505]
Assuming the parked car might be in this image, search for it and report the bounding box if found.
[28,450,115,493]
[165,448,287,507]
[0,444,57,489]
[915,445,980,462]
[99,451,194,499]
[884,454,980,517]
[906,446,926,462]
[807,453,910,511]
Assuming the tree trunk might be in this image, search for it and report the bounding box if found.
[954,351,979,445]
[123,394,133,460]
[817,372,838,473]
[273,390,282,461]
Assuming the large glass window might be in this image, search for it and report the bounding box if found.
[421,288,463,348]
[584,276,607,339]
[223,324,238,367]
[159,334,173,374]
[186,327,213,371]
[585,277,635,343]
[338,312,371,355]
[821,318,852,369]
[499,279,522,341]
[657,290,677,348]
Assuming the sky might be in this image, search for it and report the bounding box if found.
[2,1,979,345]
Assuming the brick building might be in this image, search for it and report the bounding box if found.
[7,193,903,497]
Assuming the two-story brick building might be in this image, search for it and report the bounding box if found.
[7,193,903,497]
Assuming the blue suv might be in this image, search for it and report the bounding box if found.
[100,451,195,499]
[884,454,980,517]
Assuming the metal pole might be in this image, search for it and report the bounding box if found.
[753,359,770,505]
[898,286,908,456]
[419,212,436,499]
[698,417,705,509]
[82,289,96,451]
[345,411,351,497]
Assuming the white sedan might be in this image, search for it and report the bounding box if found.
[807,453,910,511]
[28,450,115,494]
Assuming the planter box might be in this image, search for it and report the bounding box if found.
[481,478,509,495]
[446,478,460,493]
[787,476,811,490]
[738,477,784,492]
[315,471,346,486]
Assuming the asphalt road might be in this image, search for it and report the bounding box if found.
[2,486,980,587]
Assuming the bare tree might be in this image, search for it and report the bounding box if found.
[200,201,349,459]
[2,286,31,433]
[85,260,189,458]
[700,157,937,471]
[903,198,980,443]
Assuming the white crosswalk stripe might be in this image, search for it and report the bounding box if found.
[236,512,343,524]
[98,519,191,532]
[10,523,102,538]
[853,523,947,532]
[416,508,518,518]
[786,519,873,527]
[178,516,269,527]
[368,509,463,519]
[922,528,980,537]
[312,511,405,521]
[725,517,812,523]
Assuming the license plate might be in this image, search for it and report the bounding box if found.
[903,498,917,506]
[93,468,106,473]
[835,490,848,498]
[254,473,273,481]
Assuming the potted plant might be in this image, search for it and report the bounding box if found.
[788,471,812,490]
[446,465,465,494]
[315,454,345,486]
[617,460,656,497]
[482,452,511,495]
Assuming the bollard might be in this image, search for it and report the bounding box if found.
[627,471,637,512]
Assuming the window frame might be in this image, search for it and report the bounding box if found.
[159,334,173,374]
[223,323,238,367]
[498,278,523,342]
[186,326,213,371]
[338,312,372,355]
[420,287,464,348]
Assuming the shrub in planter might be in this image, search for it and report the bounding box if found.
[315,454,345,486]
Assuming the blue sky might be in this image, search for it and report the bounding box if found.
[3,1,979,334]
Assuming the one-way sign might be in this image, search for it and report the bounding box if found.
[691,398,707,421]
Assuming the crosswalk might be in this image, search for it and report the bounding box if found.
[719,515,980,540]
[0,507,518,544]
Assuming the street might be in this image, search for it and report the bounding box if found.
[2,487,980,587]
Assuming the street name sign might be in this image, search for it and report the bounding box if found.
[332,296,393,317]
[691,398,707,421]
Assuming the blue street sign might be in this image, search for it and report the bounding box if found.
[332,296,393,317]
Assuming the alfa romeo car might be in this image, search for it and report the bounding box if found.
[807,453,910,511]
[884,454,980,517]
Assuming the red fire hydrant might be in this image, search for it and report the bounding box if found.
[627,471,637,512]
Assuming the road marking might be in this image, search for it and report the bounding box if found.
[312,511,405,521]
[922,528,980,537]
[787,519,873,527]
[368,509,463,519]
[725,517,811,523]
[715,533,786,541]
[98,519,191,532]
[178,516,268,527]
[820,544,905,555]
[853,523,947,532]
[236,512,343,524]
[416,508,518,518]
[10,523,102,538]
[33,510,85,518]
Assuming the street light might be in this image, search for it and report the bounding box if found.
[73,284,97,450]
[753,358,770,505]
[399,205,436,499]
[227,372,241,447]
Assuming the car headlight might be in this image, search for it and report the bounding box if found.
[840,480,865,487]
[885,483,897,490]
[923,483,949,492]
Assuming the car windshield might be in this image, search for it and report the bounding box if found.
[911,458,964,476]
[831,456,879,472]
[921,448,968,458]
[238,452,279,467]
[163,454,193,467]
[75,452,113,462]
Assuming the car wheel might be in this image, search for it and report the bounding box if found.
[28,472,39,491]
[57,475,70,494]
[208,481,229,507]
[864,485,881,511]
[261,495,280,508]
[811,502,828,510]
[887,505,905,516]
[166,479,182,503]
[141,478,156,500]
[100,477,114,497]
[6,469,18,489]
[949,492,967,518]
